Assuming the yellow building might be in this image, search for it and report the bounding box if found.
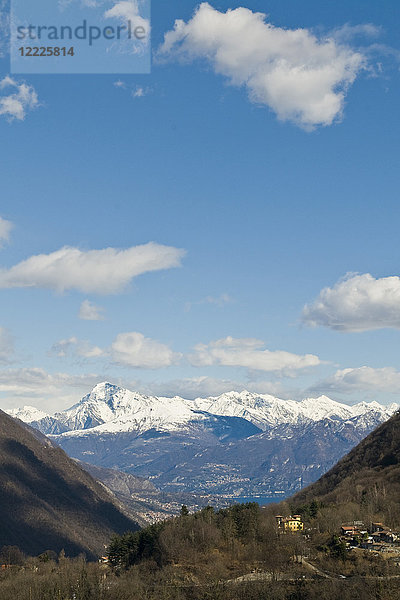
[276,514,304,532]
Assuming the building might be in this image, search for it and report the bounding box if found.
[276,514,304,532]
[371,523,385,533]
[341,525,359,536]
[372,530,399,544]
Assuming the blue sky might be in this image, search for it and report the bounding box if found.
[0,0,400,411]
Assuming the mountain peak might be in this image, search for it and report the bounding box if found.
[6,383,399,437]
[88,381,122,396]
[7,405,49,423]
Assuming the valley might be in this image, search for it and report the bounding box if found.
[8,382,398,502]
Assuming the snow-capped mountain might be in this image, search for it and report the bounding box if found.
[7,405,71,435]
[8,382,397,437]
[54,382,210,435]
[7,405,49,423]
[6,383,399,500]
[193,391,397,430]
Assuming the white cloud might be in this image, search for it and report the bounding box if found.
[309,366,400,395]
[51,336,104,359]
[133,86,145,97]
[50,330,180,369]
[0,242,185,294]
[111,331,181,369]
[0,368,287,413]
[79,299,105,321]
[189,336,321,373]
[331,23,382,43]
[48,331,319,374]
[104,1,150,46]
[158,3,365,129]
[0,76,39,121]
[132,86,152,98]
[114,80,152,97]
[0,368,102,412]
[0,216,13,247]
[302,273,400,332]
[0,327,14,363]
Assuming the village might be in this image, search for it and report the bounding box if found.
[276,513,400,551]
[339,521,400,556]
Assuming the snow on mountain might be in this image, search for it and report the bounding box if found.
[6,405,49,423]
[6,384,399,499]
[193,391,398,431]
[6,382,399,438]
[5,406,70,435]
[55,382,209,436]
[351,400,397,418]
[193,391,304,429]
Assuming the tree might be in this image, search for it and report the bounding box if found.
[328,535,347,562]
[0,545,25,565]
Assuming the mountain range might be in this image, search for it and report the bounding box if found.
[8,382,399,500]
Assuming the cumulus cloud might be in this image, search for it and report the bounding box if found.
[79,300,105,321]
[0,76,39,121]
[50,330,180,369]
[51,337,104,360]
[158,3,365,128]
[0,216,13,247]
[309,366,400,396]
[104,1,150,46]
[189,336,321,373]
[0,327,14,363]
[111,332,181,369]
[302,273,400,332]
[0,242,185,294]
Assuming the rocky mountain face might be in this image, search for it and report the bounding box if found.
[0,409,139,558]
[8,383,398,501]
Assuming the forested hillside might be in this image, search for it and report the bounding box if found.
[292,409,400,525]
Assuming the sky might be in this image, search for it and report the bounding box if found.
[0,0,400,412]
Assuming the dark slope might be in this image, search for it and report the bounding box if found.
[0,410,139,559]
[293,409,400,505]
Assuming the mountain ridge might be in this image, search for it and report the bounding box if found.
[0,409,140,558]
[8,381,398,437]
[292,407,400,507]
